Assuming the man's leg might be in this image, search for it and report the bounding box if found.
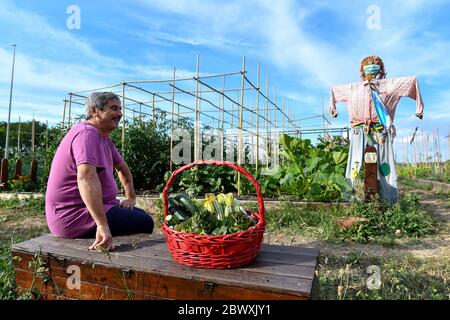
[106,206,154,236]
[82,206,154,238]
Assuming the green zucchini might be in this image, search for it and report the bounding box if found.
[168,198,190,222]
[173,194,198,215]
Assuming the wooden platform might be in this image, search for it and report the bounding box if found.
[12,233,319,300]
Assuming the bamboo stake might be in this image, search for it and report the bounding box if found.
[437,128,442,173]
[170,67,176,172]
[406,133,409,164]
[282,96,285,135]
[68,93,72,127]
[62,99,67,128]
[152,94,155,121]
[265,76,269,168]
[45,120,48,171]
[256,61,260,170]
[194,55,200,162]
[139,103,142,128]
[31,117,35,158]
[274,87,277,132]
[322,97,326,140]
[121,83,126,154]
[221,76,225,161]
[237,56,246,196]
[17,116,20,150]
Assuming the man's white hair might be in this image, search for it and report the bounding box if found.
[85,92,120,119]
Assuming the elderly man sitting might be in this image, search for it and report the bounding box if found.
[45,92,154,251]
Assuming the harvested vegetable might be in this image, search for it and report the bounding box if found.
[165,192,256,235]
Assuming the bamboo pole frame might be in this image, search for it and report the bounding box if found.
[58,55,341,194]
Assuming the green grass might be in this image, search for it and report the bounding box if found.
[0,196,47,300]
[318,252,450,300]
[265,193,437,244]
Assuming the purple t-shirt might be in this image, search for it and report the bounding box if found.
[45,122,123,238]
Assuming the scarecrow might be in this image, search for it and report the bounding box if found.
[329,55,424,203]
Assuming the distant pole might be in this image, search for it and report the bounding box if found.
[170,67,176,172]
[45,120,49,171]
[152,94,155,121]
[255,61,260,170]
[194,55,200,162]
[281,97,285,135]
[17,116,21,150]
[68,93,73,127]
[4,44,17,160]
[62,99,67,128]
[221,76,225,161]
[265,76,269,168]
[121,82,126,154]
[237,56,246,195]
[139,103,142,128]
[322,97,326,140]
[32,112,36,158]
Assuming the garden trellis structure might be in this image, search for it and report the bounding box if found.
[60,56,349,191]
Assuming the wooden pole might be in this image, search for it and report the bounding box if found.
[68,93,72,127]
[237,56,246,196]
[170,67,176,172]
[139,103,142,128]
[256,61,260,171]
[274,87,278,163]
[250,105,253,164]
[15,159,21,179]
[45,120,48,172]
[221,76,225,161]
[17,116,21,150]
[282,96,285,135]
[152,94,155,121]
[265,76,269,168]
[322,97,326,140]
[194,55,200,162]
[406,133,409,164]
[121,82,126,155]
[437,128,442,173]
[31,117,35,158]
[62,99,67,128]
[274,87,277,133]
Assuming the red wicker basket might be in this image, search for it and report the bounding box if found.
[162,160,266,269]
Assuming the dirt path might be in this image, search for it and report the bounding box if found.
[266,186,450,259]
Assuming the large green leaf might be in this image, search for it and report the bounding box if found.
[332,151,348,167]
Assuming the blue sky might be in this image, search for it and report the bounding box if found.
[0,0,449,161]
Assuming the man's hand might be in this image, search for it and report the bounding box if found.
[89,224,114,251]
[119,198,136,209]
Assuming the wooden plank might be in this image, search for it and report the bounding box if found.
[14,253,308,300]
[16,233,320,258]
[12,242,314,298]
[12,233,319,299]
[14,234,318,278]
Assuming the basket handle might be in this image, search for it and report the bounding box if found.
[162,160,266,222]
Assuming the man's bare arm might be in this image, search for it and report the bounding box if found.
[77,163,113,250]
[115,161,136,209]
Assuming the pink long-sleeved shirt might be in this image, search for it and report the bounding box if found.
[329,76,424,127]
